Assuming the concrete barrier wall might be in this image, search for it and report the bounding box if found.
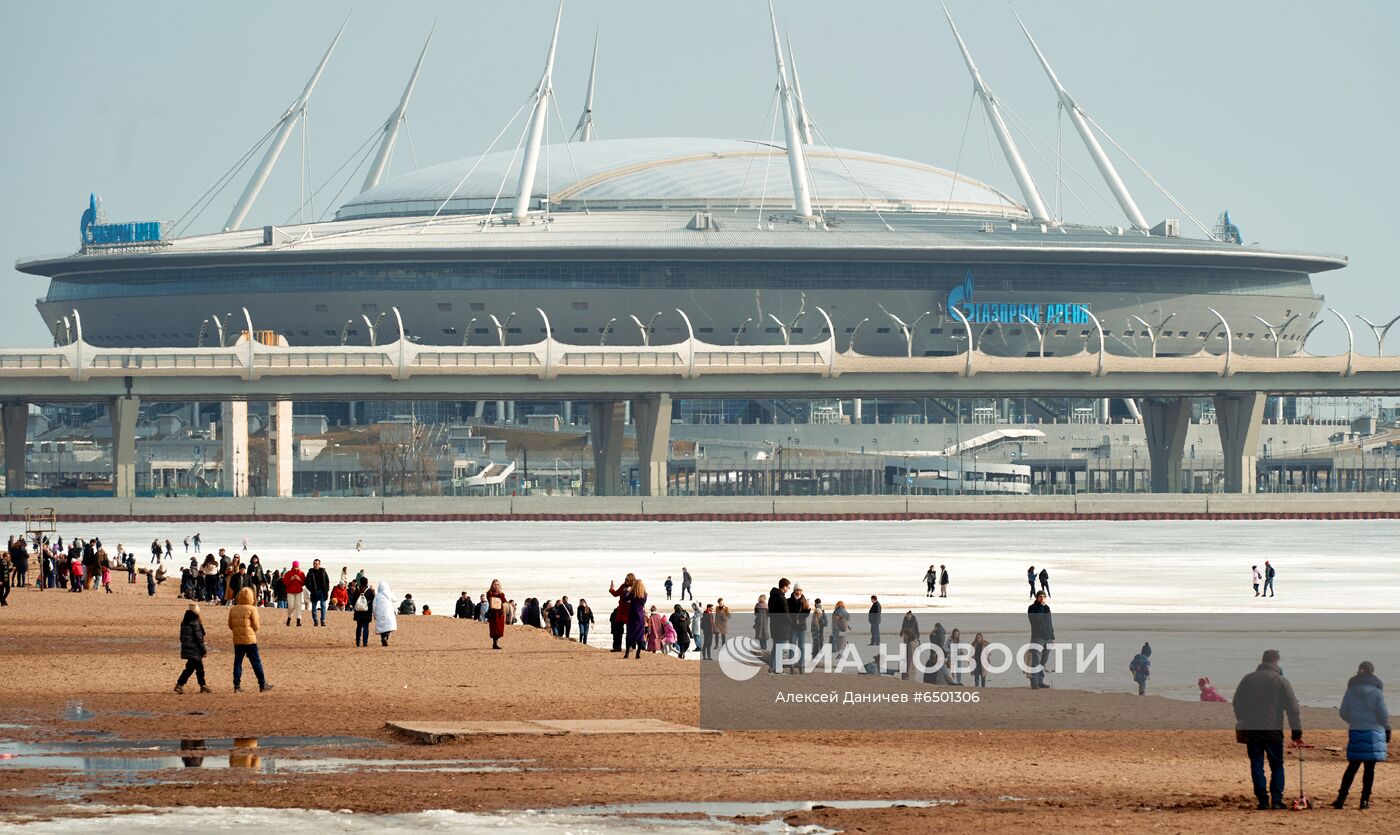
[4,493,1398,523]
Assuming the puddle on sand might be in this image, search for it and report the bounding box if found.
[0,806,835,833]
[560,800,955,817]
[0,735,377,758]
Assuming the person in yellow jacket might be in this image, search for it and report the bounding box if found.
[227,587,272,693]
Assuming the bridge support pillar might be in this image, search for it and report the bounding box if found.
[631,393,672,497]
[589,401,626,496]
[271,400,294,498]
[110,395,139,498]
[495,400,506,424]
[562,400,573,425]
[1214,391,1266,494]
[1139,397,1190,493]
[3,401,29,494]
[852,398,863,424]
[221,401,249,497]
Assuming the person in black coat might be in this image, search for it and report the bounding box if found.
[669,605,691,659]
[555,597,575,640]
[454,591,474,619]
[305,559,332,627]
[174,604,211,693]
[352,580,375,647]
[1027,591,1055,689]
[768,578,792,673]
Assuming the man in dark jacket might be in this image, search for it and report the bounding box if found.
[768,578,792,673]
[1027,591,1055,689]
[305,559,331,627]
[556,597,575,640]
[867,595,882,646]
[1233,649,1303,810]
[454,591,474,619]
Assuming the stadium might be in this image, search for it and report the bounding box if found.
[15,9,1347,375]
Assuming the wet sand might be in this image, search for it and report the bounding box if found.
[0,583,1391,832]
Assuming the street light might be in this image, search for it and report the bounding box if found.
[733,317,753,346]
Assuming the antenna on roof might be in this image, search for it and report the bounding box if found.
[786,33,814,145]
[572,27,599,142]
[1016,12,1149,232]
[768,2,814,220]
[512,2,563,221]
[224,16,348,231]
[944,6,1051,225]
[362,23,434,193]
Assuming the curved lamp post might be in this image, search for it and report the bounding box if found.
[733,317,753,346]
[1252,313,1299,359]
[1017,313,1047,358]
[845,317,869,355]
[1130,312,1176,359]
[1356,313,1400,357]
[949,306,974,376]
[460,316,477,347]
[1207,307,1233,377]
[1328,307,1354,376]
[599,317,616,346]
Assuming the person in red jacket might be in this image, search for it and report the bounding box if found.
[330,582,349,611]
[282,561,307,627]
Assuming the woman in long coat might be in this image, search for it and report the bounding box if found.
[373,580,398,646]
[647,606,666,653]
[486,579,507,650]
[624,579,648,659]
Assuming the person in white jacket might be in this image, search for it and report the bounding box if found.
[373,580,398,646]
[1252,565,1263,597]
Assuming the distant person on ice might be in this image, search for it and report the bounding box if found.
[665,575,673,600]
[1233,649,1302,810]
[1332,660,1389,810]
[1038,567,1051,598]
[939,565,949,598]
[681,567,693,601]
[1027,566,1037,599]
[1252,565,1263,597]
[1130,642,1152,695]
[923,565,937,597]
[1262,561,1276,597]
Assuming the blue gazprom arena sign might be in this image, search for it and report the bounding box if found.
[945,270,1091,325]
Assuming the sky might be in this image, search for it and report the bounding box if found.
[1,0,1396,353]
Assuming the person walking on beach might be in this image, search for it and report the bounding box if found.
[647,606,666,654]
[681,567,693,601]
[0,552,11,607]
[1262,561,1276,597]
[282,561,307,626]
[670,604,691,659]
[1233,649,1302,810]
[1130,642,1152,696]
[577,599,594,645]
[1027,591,1054,689]
[715,598,730,647]
[352,579,374,647]
[556,596,574,640]
[831,601,848,654]
[753,595,770,650]
[867,595,882,646]
[183,536,189,554]
[899,611,920,681]
[454,592,473,619]
[1252,565,1263,597]
[373,580,398,646]
[9,539,27,590]
[227,587,271,692]
[486,579,507,650]
[665,575,673,600]
[923,565,937,597]
[700,603,716,660]
[623,578,648,659]
[768,579,792,673]
[305,559,330,627]
[174,604,212,693]
[939,565,949,598]
[1038,567,1051,598]
[1332,660,1389,809]
[150,539,162,566]
[811,598,827,650]
[971,632,990,687]
[608,574,634,653]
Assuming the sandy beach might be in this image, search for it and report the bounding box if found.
[0,580,1392,833]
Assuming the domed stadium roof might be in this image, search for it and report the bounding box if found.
[337,137,1025,220]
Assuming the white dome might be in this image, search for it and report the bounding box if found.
[337,136,1024,220]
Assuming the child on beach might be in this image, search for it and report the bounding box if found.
[1198,677,1228,703]
[175,604,212,694]
[101,563,112,594]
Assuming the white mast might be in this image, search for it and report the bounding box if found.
[361,25,434,193]
[768,2,814,219]
[224,18,348,231]
[1016,13,1149,231]
[511,2,563,221]
[573,28,598,142]
[786,34,814,145]
[944,6,1051,224]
